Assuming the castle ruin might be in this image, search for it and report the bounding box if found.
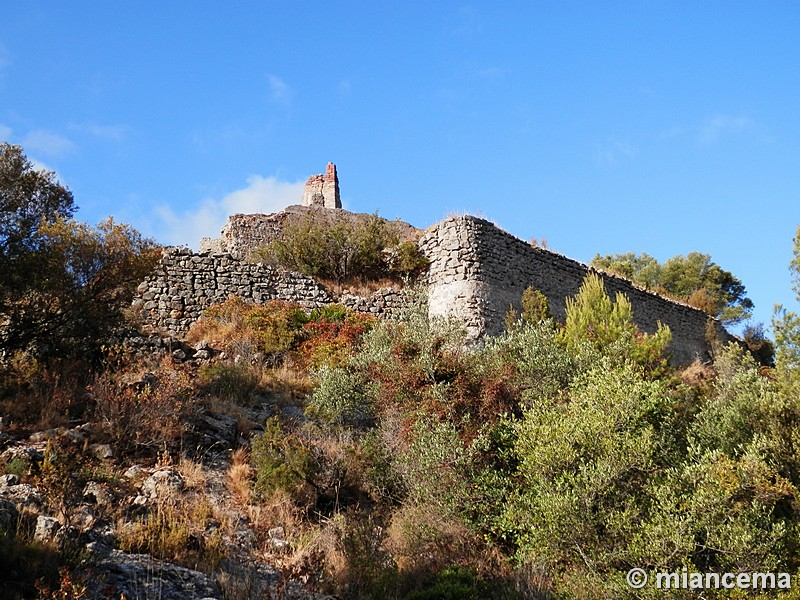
[300,162,340,208]
[137,166,735,366]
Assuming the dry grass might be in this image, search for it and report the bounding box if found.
[386,502,497,576]
[243,487,323,578]
[117,493,227,574]
[679,359,716,387]
[266,361,314,401]
[227,447,254,505]
[177,457,207,491]
[318,277,404,298]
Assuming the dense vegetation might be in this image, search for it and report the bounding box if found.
[0,143,160,363]
[251,210,428,285]
[591,251,754,325]
[2,142,800,598]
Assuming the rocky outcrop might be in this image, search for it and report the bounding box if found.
[0,426,333,600]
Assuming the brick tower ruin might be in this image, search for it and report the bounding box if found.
[300,162,341,208]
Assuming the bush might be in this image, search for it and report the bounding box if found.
[403,566,485,600]
[562,272,671,373]
[251,417,317,504]
[198,362,262,406]
[506,362,676,574]
[188,297,308,364]
[307,366,373,429]
[321,511,398,600]
[253,210,423,284]
[90,357,198,456]
[387,241,430,280]
[299,312,376,369]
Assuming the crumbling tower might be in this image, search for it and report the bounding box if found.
[300,162,341,208]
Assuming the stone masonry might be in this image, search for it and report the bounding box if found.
[300,162,340,208]
[133,247,412,336]
[142,211,734,365]
[418,215,735,365]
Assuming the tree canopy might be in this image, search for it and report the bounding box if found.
[0,143,159,361]
[591,250,754,325]
[772,225,800,396]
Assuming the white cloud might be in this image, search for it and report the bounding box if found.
[0,123,11,141]
[594,139,638,166]
[267,75,293,105]
[68,122,129,141]
[698,115,753,145]
[154,175,305,248]
[22,129,75,158]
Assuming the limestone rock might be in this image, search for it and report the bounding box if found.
[34,515,61,543]
[142,469,184,499]
[0,498,18,535]
[88,549,223,600]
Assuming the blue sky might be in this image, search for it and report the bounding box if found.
[2,2,798,333]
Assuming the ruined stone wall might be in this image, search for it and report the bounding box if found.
[199,205,422,262]
[141,212,732,365]
[133,247,413,336]
[301,162,341,208]
[199,212,291,260]
[419,215,734,365]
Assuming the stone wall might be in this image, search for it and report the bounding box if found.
[199,211,293,260]
[418,215,734,365]
[141,212,733,365]
[132,247,413,336]
[199,205,422,262]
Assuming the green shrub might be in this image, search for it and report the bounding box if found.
[199,362,261,405]
[506,362,675,572]
[310,303,349,322]
[251,417,316,501]
[254,211,404,283]
[244,301,308,357]
[404,566,485,600]
[562,272,671,373]
[387,241,430,280]
[506,287,551,331]
[307,366,373,429]
[4,457,28,477]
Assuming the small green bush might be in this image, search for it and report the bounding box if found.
[251,417,316,500]
[199,363,261,405]
[404,566,485,600]
[307,366,374,429]
[244,301,308,357]
[388,241,430,280]
[4,457,28,477]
